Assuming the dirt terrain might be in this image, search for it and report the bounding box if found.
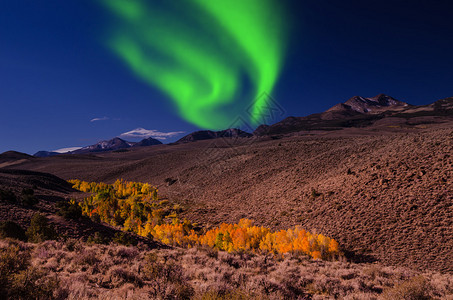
[3,119,452,274]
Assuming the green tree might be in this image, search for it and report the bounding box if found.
[26,214,57,243]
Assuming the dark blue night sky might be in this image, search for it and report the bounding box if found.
[1,0,452,154]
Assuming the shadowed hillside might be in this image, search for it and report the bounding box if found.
[0,169,163,248]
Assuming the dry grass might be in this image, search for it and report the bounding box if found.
[1,238,452,299]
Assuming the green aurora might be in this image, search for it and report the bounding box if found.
[101,0,287,129]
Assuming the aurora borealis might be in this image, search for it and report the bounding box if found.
[2,1,453,154]
[101,0,287,129]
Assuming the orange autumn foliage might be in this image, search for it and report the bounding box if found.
[69,179,341,260]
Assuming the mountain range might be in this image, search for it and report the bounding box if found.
[34,129,253,157]
[33,94,453,156]
[254,94,453,135]
[34,137,162,157]
[175,128,252,143]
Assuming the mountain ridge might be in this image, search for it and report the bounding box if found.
[176,128,253,143]
[254,94,452,136]
[29,94,453,154]
[34,136,163,157]
[328,94,409,114]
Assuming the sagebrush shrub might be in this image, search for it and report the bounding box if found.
[0,242,56,299]
[20,188,38,206]
[26,213,57,243]
[87,232,109,245]
[0,189,17,203]
[56,199,82,220]
[143,252,194,299]
[381,275,432,300]
[0,221,26,241]
[113,232,137,246]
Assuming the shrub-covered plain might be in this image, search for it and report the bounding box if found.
[1,238,452,299]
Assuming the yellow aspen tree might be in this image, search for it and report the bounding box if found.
[311,251,322,260]
[328,239,339,254]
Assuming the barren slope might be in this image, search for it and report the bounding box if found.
[4,122,453,273]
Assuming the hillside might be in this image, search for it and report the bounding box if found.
[254,95,453,136]
[176,128,253,143]
[34,151,60,158]
[0,169,162,247]
[328,94,409,114]
[0,151,34,168]
[5,120,453,273]
[0,167,451,298]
